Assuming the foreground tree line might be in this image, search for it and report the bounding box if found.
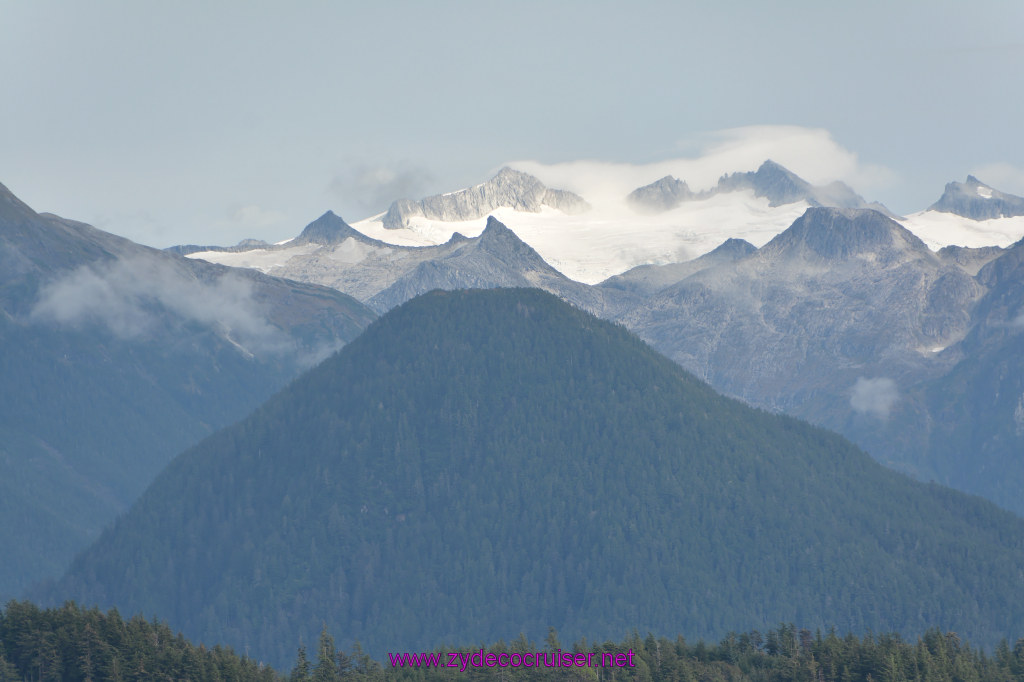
[3,601,1024,681]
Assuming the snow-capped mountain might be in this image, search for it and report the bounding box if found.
[190,211,606,313]
[895,176,1024,251]
[188,162,1024,296]
[345,162,834,283]
[190,162,1022,285]
[381,166,589,229]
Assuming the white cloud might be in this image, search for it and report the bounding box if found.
[850,377,899,419]
[32,254,291,356]
[507,125,898,210]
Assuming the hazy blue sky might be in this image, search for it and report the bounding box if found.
[2,0,1023,246]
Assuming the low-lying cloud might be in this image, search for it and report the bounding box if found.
[507,125,898,211]
[850,377,899,419]
[32,255,290,356]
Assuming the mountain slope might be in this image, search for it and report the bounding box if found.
[0,181,375,600]
[616,208,980,417]
[46,288,1024,668]
[855,236,1024,512]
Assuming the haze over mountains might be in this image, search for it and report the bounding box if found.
[0,182,375,600]
[42,289,1024,668]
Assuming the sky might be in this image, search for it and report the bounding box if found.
[2,0,1023,247]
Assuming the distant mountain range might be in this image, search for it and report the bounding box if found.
[176,167,1024,518]
[0,182,375,600]
[9,158,1024,616]
[41,289,1024,667]
[188,162,1024,284]
[628,160,894,216]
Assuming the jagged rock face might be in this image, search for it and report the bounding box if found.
[626,175,695,212]
[929,175,1024,220]
[382,167,589,228]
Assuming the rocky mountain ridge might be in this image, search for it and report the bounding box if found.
[628,160,895,215]
[382,167,590,229]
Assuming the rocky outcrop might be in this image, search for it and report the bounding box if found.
[382,167,589,228]
[626,176,696,212]
[928,175,1024,220]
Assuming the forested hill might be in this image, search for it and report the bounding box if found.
[44,288,1024,668]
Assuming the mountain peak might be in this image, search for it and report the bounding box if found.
[708,237,758,258]
[476,215,542,257]
[627,175,694,212]
[717,159,812,207]
[929,176,1024,220]
[382,168,589,229]
[625,160,889,215]
[0,181,41,224]
[756,158,796,177]
[294,210,367,245]
[762,207,927,262]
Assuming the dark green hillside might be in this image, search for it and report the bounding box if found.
[47,288,1024,667]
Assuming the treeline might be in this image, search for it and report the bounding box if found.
[297,624,1024,681]
[6,600,1023,681]
[0,601,276,681]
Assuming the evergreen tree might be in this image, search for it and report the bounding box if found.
[291,644,311,682]
[313,627,339,682]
